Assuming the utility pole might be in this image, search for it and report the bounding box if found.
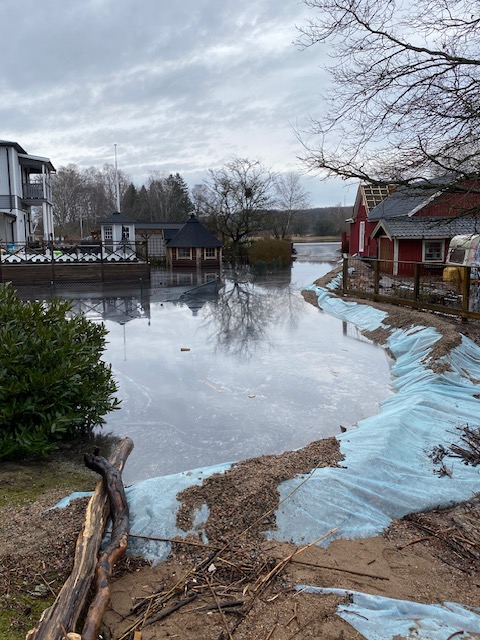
[114,144,121,211]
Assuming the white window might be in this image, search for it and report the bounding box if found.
[204,247,216,259]
[178,248,191,259]
[104,226,113,240]
[359,221,365,253]
[423,240,444,261]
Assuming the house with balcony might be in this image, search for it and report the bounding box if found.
[0,140,55,245]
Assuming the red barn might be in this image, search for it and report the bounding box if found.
[368,181,480,275]
[346,184,393,257]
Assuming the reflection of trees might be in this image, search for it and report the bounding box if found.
[201,273,304,358]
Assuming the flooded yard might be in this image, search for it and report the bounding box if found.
[86,243,392,484]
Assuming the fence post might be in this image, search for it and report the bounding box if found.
[100,241,105,281]
[342,257,348,293]
[461,266,471,317]
[373,260,380,295]
[413,263,420,302]
[50,240,55,283]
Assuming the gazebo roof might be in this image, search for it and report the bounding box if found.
[167,214,222,248]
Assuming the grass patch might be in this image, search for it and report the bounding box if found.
[0,597,55,640]
[0,458,95,509]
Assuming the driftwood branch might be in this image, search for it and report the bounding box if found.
[26,437,134,640]
[81,451,131,640]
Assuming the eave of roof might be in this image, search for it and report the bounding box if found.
[0,140,27,154]
[100,211,137,224]
[372,216,480,239]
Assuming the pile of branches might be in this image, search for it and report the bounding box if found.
[429,424,480,477]
[119,526,338,639]
[404,507,480,574]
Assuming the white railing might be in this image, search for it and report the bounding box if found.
[0,241,148,264]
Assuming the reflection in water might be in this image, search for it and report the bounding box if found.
[69,295,151,325]
[11,243,392,483]
[200,271,303,358]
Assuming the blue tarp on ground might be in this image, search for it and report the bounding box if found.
[270,285,480,546]
[296,587,480,639]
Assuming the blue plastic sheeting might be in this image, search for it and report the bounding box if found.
[124,462,231,563]
[51,491,93,509]
[270,286,480,545]
[296,586,480,639]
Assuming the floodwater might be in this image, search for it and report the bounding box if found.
[81,242,391,484]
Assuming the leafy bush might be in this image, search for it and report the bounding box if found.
[248,239,293,268]
[0,284,120,458]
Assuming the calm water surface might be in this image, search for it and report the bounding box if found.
[89,243,391,484]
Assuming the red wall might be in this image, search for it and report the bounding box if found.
[349,203,378,257]
[416,184,480,218]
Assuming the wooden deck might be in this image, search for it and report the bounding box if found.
[0,261,150,285]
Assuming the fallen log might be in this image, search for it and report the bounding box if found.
[81,450,131,640]
[26,437,134,640]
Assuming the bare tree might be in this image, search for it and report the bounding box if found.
[52,163,131,239]
[271,172,310,238]
[51,165,86,237]
[298,0,480,198]
[198,157,277,260]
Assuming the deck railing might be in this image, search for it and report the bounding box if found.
[22,183,47,200]
[0,240,148,265]
[342,256,480,320]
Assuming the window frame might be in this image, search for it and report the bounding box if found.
[422,239,444,262]
[359,221,365,253]
[177,247,192,259]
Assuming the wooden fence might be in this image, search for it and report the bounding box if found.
[0,241,150,285]
[342,257,480,320]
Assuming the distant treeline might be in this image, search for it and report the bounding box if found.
[290,206,352,237]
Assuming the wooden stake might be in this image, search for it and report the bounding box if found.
[81,451,131,640]
[26,437,134,640]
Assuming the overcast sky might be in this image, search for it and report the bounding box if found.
[0,0,356,207]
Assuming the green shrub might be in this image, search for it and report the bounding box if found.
[248,239,293,268]
[0,284,120,458]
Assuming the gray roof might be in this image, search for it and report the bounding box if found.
[0,140,27,154]
[373,216,480,240]
[135,222,183,231]
[100,211,137,225]
[368,184,440,221]
[167,214,222,248]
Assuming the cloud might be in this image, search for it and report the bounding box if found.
[0,0,351,206]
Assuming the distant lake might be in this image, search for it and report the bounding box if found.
[80,242,391,484]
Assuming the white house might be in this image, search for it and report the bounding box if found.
[100,211,136,252]
[0,140,55,245]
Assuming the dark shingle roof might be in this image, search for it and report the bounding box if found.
[167,214,222,248]
[100,211,137,224]
[135,223,184,231]
[373,216,480,239]
[368,184,441,221]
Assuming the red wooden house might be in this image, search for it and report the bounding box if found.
[344,184,393,257]
[347,179,480,275]
[368,182,480,275]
